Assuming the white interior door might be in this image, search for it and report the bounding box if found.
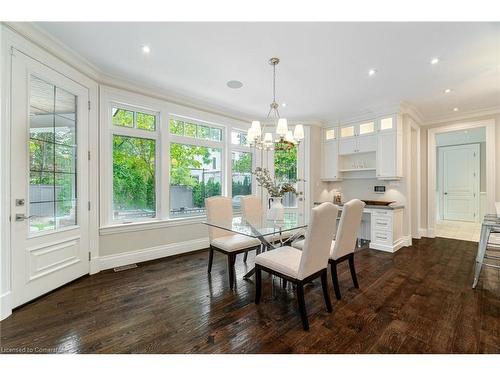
[10,51,90,307]
[441,143,480,222]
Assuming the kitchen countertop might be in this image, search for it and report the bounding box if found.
[313,201,404,210]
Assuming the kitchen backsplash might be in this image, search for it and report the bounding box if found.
[316,179,407,205]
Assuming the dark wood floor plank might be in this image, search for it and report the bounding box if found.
[1,237,499,353]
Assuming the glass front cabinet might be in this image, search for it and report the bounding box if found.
[321,114,402,181]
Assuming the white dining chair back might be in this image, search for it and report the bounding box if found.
[331,199,365,260]
[298,202,338,280]
[205,196,233,241]
[241,195,263,224]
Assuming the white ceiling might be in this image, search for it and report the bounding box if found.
[35,22,500,124]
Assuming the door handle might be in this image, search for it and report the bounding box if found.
[444,192,448,195]
[15,213,34,222]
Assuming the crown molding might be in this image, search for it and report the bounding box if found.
[5,22,499,129]
[4,22,102,81]
[3,22,256,124]
[421,105,500,126]
[400,101,425,126]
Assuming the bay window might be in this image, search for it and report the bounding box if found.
[102,87,253,228]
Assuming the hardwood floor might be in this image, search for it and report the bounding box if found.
[1,237,499,353]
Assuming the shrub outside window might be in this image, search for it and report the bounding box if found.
[169,143,222,217]
[112,135,156,221]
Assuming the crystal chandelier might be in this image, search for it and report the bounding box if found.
[247,58,304,150]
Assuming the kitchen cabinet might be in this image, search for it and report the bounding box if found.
[339,134,377,155]
[369,208,405,252]
[321,114,402,181]
[376,114,403,179]
[321,128,341,181]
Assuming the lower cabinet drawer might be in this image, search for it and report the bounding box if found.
[372,230,393,244]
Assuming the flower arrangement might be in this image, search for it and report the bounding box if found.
[253,167,299,198]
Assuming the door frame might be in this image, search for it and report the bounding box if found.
[427,119,496,237]
[0,26,99,320]
[438,143,480,222]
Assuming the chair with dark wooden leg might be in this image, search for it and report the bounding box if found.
[328,199,365,300]
[254,202,338,330]
[206,197,261,290]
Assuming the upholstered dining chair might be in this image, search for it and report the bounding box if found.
[291,199,364,300]
[241,195,301,262]
[206,196,261,290]
[254,202,338,330]
[328,199,365,300]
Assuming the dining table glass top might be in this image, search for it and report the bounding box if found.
[203,212,308,238]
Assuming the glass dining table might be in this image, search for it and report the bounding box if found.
[203,213,308,279]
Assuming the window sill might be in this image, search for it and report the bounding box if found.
[99,215,206,236]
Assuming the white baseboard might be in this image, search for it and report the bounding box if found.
[1,291,12,321]
[418,228,437,238]
[369,236,410,253]
[98,238,210,271]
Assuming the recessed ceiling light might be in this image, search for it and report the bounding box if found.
[368,69,377,76]
[453,107,459,112]
[227,80,243,89]
[444,88,452,94]
[430,57,440,65]
[282,102,287,107]
[141,45,151,54]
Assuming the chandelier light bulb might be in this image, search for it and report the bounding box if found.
[264,132,273,143]
[251,121,262,137]
[293,124,305,140]
[276,118,288,136]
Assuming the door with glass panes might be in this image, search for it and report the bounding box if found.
[10,51,89,307]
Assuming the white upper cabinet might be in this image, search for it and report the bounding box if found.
[321,114,403,181]
[338,137,357,155]
[359,121,375,135]
[376,114,403,179]
[338,120,377,155]
[321,127,341,181]
[378,115,396,133]
[357,134,377,153]
[325,128,337,141]
[339,124,355,138]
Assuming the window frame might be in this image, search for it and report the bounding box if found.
[229,128,255,209]
[108,101,161,225]
[168,114,226,219]
[99,86,254,232]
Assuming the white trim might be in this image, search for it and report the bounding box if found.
[0,291,12,320]
[369,235,410,253]
[406,116,422,239]
[427,119,496,236]
[99,216,207,235]
[422,106,500,126]
[303,126,312,223]
[418,228,428,238]
[98,238,209,271]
